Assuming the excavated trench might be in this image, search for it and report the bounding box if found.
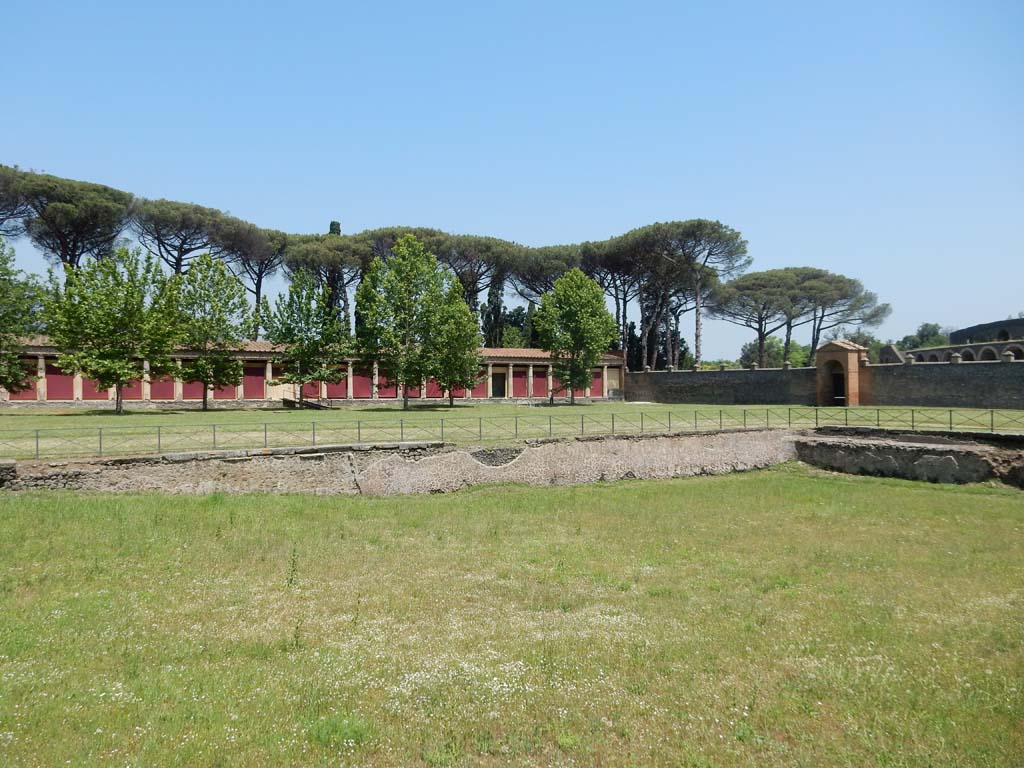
[0,428,1021,496]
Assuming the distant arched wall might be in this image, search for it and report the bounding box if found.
[961,349,976,361]
[1006,345,1024,360]
[979,347,998,361]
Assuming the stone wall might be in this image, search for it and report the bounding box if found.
[861,362,1024,409]
[1,431,798,496]
[625,368,817,405]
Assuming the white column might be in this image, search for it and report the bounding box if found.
[174,358,184,401]
[602,365,608,398]
[265,359,273,400]
[547,364,553,397]
[346,362,353,399]
[421,378,427,399]
[372,361,380,399]
[73,374,83,401]
[486,363,493,398]
[142,360,151,401]
[527,364,534,398]
[507,363,514,398]
[37,356,46,401]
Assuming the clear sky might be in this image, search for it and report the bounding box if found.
[4,0,1022,358]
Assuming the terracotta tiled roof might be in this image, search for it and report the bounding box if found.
[19,337,624,364]
[818,339,868,352]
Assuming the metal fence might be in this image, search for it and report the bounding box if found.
[1,406,1023,460]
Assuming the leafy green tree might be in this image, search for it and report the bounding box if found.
[355,235,447,410]
[0,237,40,394]
[802,273,891,358]
[262,270,349,407]
[284,226,362,330]
[18,172,134,271]
[178,254,250,410]
[430,277,483,406]
[830,327,884,362]
[708,271,792,367]
[211,218,287,337]
[0,166,29,237]
[897,323,948,350]
[739,336,810,368]
[534,269,617,404]
[44,248,183,414]
[132,199,225,274]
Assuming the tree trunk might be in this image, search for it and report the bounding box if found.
[693,278,704,366]
[251,275,264,340]
[403,387,409,410]
[115,384,123,415]
[202,384,209,411]
[448,389,455,407]
[783,319,793,363]
[757,333,767,367]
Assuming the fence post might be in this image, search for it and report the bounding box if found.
[580,414,584,435]
[949,410,953,431]
[640,412,644,434]
[548,415,553,437]
[719,410,723,430]
[991,410,995,433]
[440,418,445,442]
[212,424,217,449]
[479,417,483,440]
[400,419,404,441]
[815,409,819,428]
[876,409,880,428]
[611,413,615,434]
[35,429,40,459]
[515,416,519,438]
[157,425,161,454]
[357,420,362,442]
[845,409,849,426]
[911,410,915,430]
[667,412,672,431]
[98,428,103,457]
[264,423,268,448]
[788,408,792,427]
[312,421,317,446]
[743,410,747,429]
[695,410,699,432]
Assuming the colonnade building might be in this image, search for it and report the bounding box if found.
[1,339,626,405]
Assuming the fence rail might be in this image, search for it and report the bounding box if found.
[1,407,1022,460]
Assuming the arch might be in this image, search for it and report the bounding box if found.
[961,349,976,361]
[915,353,926,362]
[943,351,953,362]
[1006,345,1024,360]
[824,360,845,406]
[979,347,998,361]
[927,353,939,362]
[997,329,1011,342]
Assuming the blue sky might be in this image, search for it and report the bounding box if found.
[4,0,1022,358]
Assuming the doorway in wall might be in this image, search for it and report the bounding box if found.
[491,372,507,398]
[825,360,845,406]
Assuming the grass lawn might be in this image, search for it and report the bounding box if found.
[1,402,1022,459]
[1,465,1021,766]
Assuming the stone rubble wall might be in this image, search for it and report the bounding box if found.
[0,431,798,496]
[795,433,1024,487]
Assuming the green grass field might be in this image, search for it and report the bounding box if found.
[1,466,1021,766]
[1,402,1023,459]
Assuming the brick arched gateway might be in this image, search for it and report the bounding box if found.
[815,340,867,406]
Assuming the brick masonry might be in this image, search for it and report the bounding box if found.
[860,362,1024,409]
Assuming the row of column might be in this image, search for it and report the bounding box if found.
[3,357,612,402]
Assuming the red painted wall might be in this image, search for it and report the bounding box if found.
[532,369,548,397]
[243,366,266,399]
[378,377,398,398]
[150,377,176,400]
[325,376,347,398]
[405,383,421,399]
[590,369,603,397]
[300,381,320,399]
[426,378,444,398]
[10,359,38,400]
[182,381,206,400]
[512,368,528,397]
[450,385,465,399]
[352,372,372,398]
[471,371,488,398]
[122,379,143,400]
[45,364,75,400]
[82,377,108,400]
[214,383,237,400]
